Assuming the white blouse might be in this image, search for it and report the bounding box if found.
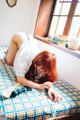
[13,33,40,77]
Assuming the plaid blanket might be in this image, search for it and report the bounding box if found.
[0,46,80,120]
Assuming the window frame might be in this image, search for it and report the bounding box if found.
[48,0,80,37]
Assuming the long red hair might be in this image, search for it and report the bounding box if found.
[32,51,58,83]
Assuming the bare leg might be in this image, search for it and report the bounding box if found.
[6,33,24,65]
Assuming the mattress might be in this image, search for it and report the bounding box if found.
[0,46,80,120]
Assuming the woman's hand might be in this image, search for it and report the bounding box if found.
[39,82,53,90]
[48,87,62,102]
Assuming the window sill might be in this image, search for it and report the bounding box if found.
[34,36,80,59]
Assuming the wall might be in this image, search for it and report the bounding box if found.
[37,40,80,90]
[0,0,40,45]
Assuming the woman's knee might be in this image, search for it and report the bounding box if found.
[11,34,19,44]
[11,33,24,48]
[6,55,13,66]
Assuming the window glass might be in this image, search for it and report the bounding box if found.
[56,17,67,35]
[74,2,80,15]
[69,17,80,37]
[49,16,58,37]
[53,0,62,15]
[61,2,71,15]
[54,0,71,15]
[49,16,67,36]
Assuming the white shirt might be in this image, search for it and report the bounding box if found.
[13,33,40,77]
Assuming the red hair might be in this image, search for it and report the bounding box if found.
[33,51,58,83]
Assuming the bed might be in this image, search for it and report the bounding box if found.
[0,45,80,120]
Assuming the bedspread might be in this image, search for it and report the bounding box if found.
[0,46,80,120]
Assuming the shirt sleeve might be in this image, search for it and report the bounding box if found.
[14,51,32,77]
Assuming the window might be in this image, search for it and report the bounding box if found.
[48,0,80,38]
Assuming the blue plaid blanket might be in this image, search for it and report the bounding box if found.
[0,46,80,120]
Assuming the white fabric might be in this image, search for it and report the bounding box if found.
[13,33,40,77]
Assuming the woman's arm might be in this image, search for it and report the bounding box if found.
[17,76,62,102]
[48,87,62,102]
[17,76,53,90]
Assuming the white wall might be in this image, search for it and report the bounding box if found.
[0,0,40,45]
[37,40,80,90]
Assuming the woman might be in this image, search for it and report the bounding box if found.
[6,32,62,102]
